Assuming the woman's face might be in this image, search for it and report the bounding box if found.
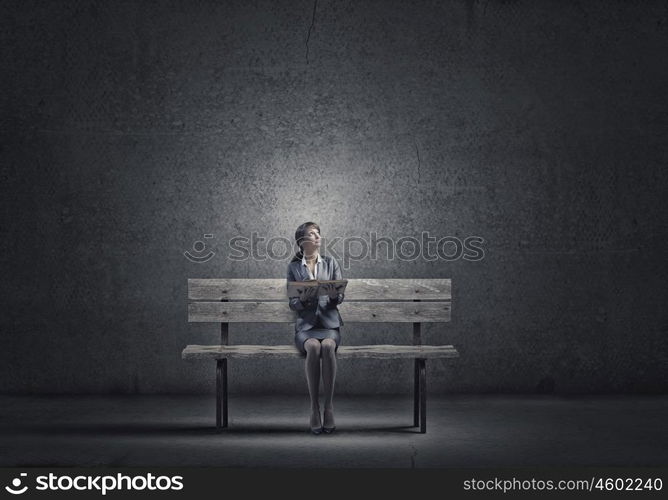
[300,226,321,254]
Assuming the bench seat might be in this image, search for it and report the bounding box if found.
[183,344,459,360]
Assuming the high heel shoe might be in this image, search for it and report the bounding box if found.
[310,409,323,435]
[322,408,336,434]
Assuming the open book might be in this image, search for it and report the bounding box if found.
[287,279,348,299]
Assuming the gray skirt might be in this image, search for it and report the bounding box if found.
[295,327,341,355]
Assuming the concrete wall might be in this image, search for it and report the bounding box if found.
[2,0,667,394]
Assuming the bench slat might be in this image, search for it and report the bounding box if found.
[188,301,451,323]
[182,344,459,359]
[189,278,451,301]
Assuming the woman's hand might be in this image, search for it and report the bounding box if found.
[300,286,318,304]
[324,283,338,299]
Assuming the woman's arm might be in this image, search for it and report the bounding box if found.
[326,257,345,307]
[287,265,308,311]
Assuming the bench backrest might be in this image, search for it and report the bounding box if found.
[188,278,451,323]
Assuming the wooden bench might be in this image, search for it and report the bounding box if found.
[182,278,459,433]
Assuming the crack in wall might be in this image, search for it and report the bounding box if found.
[414,141,421,186]
[305,0,318,64]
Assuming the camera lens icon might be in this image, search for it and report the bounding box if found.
[5,473,28,495]
[184,234,216,263]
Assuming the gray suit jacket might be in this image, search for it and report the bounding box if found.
[286,254,345,333]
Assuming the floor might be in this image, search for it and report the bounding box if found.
[1,394,666,467]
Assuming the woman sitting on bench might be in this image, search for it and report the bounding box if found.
[286,222,345,435]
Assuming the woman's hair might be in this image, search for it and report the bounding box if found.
[291,222,321,262]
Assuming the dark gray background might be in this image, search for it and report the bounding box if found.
[2,0,667,395]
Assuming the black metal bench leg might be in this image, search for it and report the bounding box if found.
[216,360,221,429]
[419,358,426,433]
[223,358,228,427]
[216,359,228,430]
[413,359,420,427]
